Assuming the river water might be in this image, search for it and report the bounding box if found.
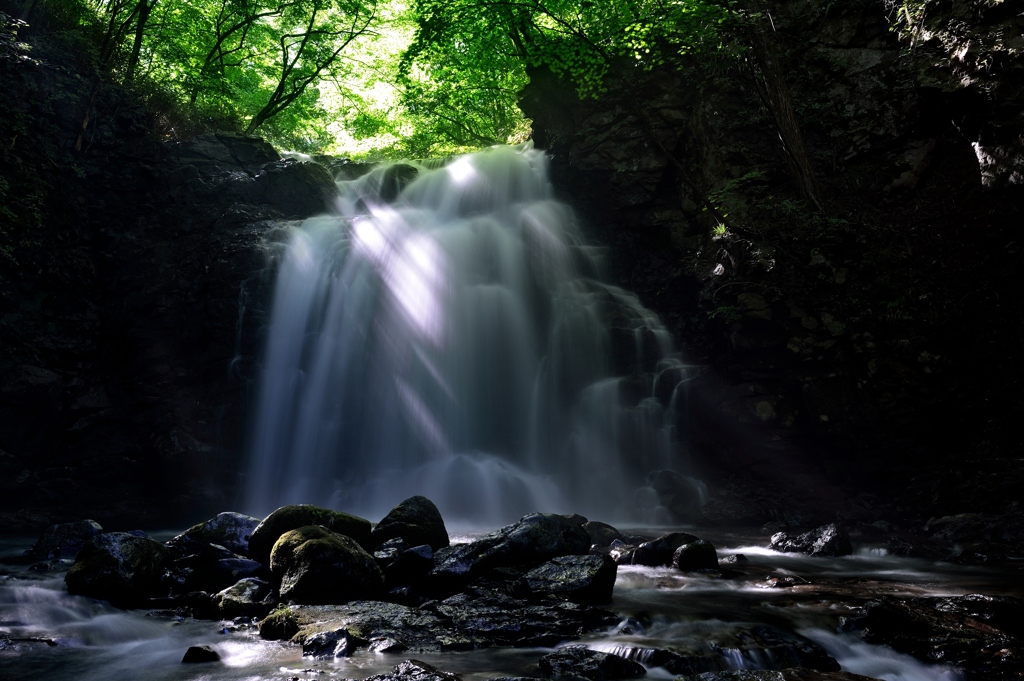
[3,531,1015,681]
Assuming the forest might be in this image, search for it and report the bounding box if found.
[11,0,768,155]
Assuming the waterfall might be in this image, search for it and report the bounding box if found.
[244,144,696,524]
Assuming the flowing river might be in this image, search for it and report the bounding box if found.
[3,531,1015,681]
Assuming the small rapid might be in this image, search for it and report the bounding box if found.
[3,533,1007,681]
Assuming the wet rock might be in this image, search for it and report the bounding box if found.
[539,645,646,680]
[372,496,450,551]
[287,600,446,651]
[181,645,220,663]
[608,540,636,565]
[673,672,878,680]
[376,164,420,203]
[270,525,384,605]
[673,539,718,571]
[845,594,1024,680]
[303,627,362,658]
[256,159,338,217]
[167,512,260,557]
[769,525,852,557]
[721,554,748,565]
[365,660,460,681]
[519,554,617,604]
[249,504,372,565]
[214,577,275,619]
[30,519,102,559]
[384,545,434,585]
[370,636,408,653]
[175,133,280,171]
[182,555,269,594]
[583,521,622,548]
[759,575,811,589]
[429,513,590,591]
[274,589,617,652]
[602,625,839,675]
[632,532,700,567]
[65,532,170,605]
[376,537,412,569]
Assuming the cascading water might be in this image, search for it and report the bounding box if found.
[244,144,699,524]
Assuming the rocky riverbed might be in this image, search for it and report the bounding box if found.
[2,496,1022,681]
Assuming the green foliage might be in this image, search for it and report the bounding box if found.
[396,0,736,154]
[49,0,380,148]
[13,0,738,156]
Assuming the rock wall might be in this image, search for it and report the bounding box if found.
[520,0,1024,525]
[0,14,339,531]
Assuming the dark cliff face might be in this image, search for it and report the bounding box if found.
[0,11,339,530]
[520,0,1024,525]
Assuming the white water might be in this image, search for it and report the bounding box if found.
[244,145,692,522]
[2,535,992,681]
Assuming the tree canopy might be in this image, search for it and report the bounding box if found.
[43,0,738,156]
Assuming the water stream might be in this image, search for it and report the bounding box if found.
[3,533,1009,681]
[244,145,695,524]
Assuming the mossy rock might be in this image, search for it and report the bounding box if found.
[65,532,170,606]
[270,525,384,605]
[258,605,299,641]
[249,505,372,566]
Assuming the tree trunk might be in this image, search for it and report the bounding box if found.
[125,0,155,84]
[742,0,825,213]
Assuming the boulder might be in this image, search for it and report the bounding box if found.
[769,524,852,557]
[583,521,622,548]
[182,555,269,594]
[672,539,718,571]
[267,589,618,651]
[539,645,646,680]
[519,554,617,604]
[214,577,275,618]
[371,496,450,551]
[65,532,170,605]
[181,645,220,663]
[249,505,372,565]
[632,532,700,567]
[258,606,299,640]
[167,512,261,557]
[257,159,338,217]
[30,519,103,559]
[842,594,1024,680]
[375,537,412,568]
[303,627,362,658]
[609,540,636,565]
[365,660,460,681]
[175,132,280,171]
[270,525,384,604]
[430,513,590,590]
[385,545,434,585]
